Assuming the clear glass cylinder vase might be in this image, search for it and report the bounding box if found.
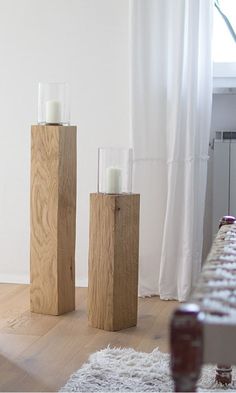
[98,147,133,194]
[38,82,70,125]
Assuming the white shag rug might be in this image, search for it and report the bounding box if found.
[60,347,236,392]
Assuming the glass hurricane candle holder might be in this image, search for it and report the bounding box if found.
[38,82,70,125]
[98,147,133,194]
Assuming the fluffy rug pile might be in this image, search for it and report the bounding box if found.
[60,347,236,392]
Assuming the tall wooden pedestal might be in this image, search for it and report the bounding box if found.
[30,125,76,315]
[88,193,140,331]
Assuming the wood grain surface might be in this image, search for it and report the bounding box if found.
[30,125,76,315]
[88,193,140,331]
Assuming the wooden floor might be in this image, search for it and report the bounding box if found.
[0,284,178,392]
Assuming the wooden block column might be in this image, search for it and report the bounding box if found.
[30,125,76,315]
[88,193,140,331]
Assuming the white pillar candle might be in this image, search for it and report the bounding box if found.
[105,167,122,194]
[45,100,61,124]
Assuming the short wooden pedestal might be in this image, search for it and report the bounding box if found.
[88,193,140,331]
[30,125,76,315]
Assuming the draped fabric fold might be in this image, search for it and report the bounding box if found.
[131,0,213,301]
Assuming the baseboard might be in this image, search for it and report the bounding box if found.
[0,274,30,284]
[76,278,88,287]
[0,274,88,287]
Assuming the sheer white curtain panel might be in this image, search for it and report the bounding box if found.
[131,0,213,301]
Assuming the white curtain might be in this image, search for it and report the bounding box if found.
[131,0,213,301]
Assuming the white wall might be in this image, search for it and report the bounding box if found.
[0,0,130,285]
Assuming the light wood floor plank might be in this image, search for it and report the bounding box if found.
[0,284,178,392]
[0,334,39,359]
